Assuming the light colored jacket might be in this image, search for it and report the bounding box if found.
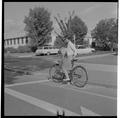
[66,41,77,57]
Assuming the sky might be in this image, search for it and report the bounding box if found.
[4,2,118,39]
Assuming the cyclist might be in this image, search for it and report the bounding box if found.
[59,38,77,82]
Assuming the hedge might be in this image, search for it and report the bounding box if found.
[5,46,32,53]
[17,46,31,53]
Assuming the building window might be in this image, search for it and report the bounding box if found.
[21,38,24,44]
[14,39,16,45]
[7,40,9,45]
[17,38,19,44]
[10,39,12,45]
[26,37,28,44]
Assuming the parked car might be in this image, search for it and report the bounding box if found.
[35,45,59,56]
[76,45,95,55]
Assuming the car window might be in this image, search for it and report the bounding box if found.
[53,47,57,49]
[78,46,86,49]
[44,47,48,49]
[49,47,52,49]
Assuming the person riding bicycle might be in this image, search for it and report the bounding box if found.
[59,38,77,82]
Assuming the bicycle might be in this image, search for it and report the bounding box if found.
[49,58,88,88]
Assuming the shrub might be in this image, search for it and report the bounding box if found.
[17,46,32,53]
[29,46,37,52]
[94,43,111,51]
[5,47,18,53]
[4,48,7,53]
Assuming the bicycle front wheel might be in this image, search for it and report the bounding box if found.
[70,65,88,87]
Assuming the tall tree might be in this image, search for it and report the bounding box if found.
[91,18,118,51]
[24,7,53,52]
[108,19,118,51]
[54,12,88,47]
[70,16,88,45]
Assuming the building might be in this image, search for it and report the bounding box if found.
[84,33,94,46]
[4,32,94,49]
[4,36,30,49]
[4,31,56,49]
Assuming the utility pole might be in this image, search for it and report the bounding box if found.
[73,34,76,46]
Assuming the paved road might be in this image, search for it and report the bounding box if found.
[4,54,117,116]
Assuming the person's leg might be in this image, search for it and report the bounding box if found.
[62,56,72,81]
[62,66,70,80]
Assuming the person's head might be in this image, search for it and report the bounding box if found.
[64,39,69,47]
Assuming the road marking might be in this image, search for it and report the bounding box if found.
[5,88,80,116]
[6,79,117,100]
[42,82,117,100]
[5,80,49,87]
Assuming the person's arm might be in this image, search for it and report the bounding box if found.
[70,42,77,57]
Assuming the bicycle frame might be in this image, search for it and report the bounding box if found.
[49,58,88,87]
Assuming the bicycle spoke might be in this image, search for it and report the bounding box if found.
[73,74,81,78]
[71,66,88,87]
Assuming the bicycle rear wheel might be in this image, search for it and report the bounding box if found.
[49,64,64,83]
[70,65,88,87]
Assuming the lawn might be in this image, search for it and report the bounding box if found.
[4,56,55,84]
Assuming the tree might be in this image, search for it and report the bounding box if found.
[108,19,118,51]
[91,18,118,51]
[54,11,75,48]
[24,7,53,52]
[70,16,88,45]
[54,11,88,47]
[54,35,66,48]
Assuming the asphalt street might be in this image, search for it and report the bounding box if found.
[4,53,117,116]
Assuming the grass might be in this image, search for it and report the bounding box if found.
[4,56,55,84]
[4,70,25,84]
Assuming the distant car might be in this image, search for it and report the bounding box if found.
[35,46,59,56]
[76,45,95,55]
